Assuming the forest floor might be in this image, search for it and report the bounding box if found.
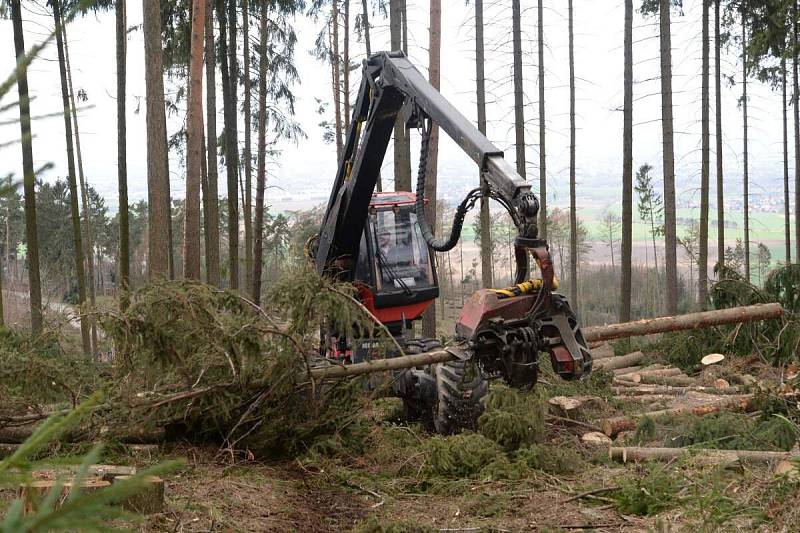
[109,350,800,533]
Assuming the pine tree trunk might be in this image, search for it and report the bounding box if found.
[475,0,493,288]
[184,0,205,279]
[116,0,130,307]
[512,0,525,179]
[794,0,800,263]
[62,25,99,351]
[568,0,577,307]
[422,0,440,339]
[620,0,633,322]
[659,0,678,315]
[217,0,239,289]
[205,0,221,285]
[537,0,547,239]
[143,0,172,280]
[53,0,90,356]
[253,0,268,306]
[343,0,350,132]
[242,0,253,294]
[331,1,343,161]
[715,0,724,267]
[742,16,751,281]
[361,0,371,56]
[699,0,709,307]
[783,60,791,263]
[390,0,411,191]
[228,0,240,289]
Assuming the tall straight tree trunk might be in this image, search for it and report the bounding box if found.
[699,0,710,307]
[794,0,800,263]
[361,0,371,56]
[331,2,343,160]
[143,0,171,279]
[11,0,43,334]
[242,0,253,294]
[184,0,205,279]
[205,0,221,285]
[343,0,351,131]
[620,0,633,322]
[217,0,238,289]
[53,0,90,355]
[475,0,493,288]
[228,0,240,289]
[422,0,440,339]
[715,0,724,267]
[512,0,525,179]
[659,0,678,314]
[390,0,411,191]
[537,0,547,239]
[783,60,791,263]
[253,1,268,305]
[742,16,751,281]
[116,0,130,307]
[63,25,98,350]
[568,0,577,307]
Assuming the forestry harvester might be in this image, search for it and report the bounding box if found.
[311,52,592,433]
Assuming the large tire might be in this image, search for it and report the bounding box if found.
[433,359,489,435]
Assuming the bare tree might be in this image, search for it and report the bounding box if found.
[422,0,440,338]
[205,0,221,285]
[253,0,268,305]
[699,0,710,307]
[742,10,751,281]
[475,0,493,288]
[794,0,800,262]
[715,0,724,267]
[243,0,253,294]
[620,0,633,322]
[184,0,206,279]
[10,0,43,334]
[568,0,577,306]
[116,0,130,305]
[783,59,791,263]
[512,0,525,180]
[390,0,411,191]
[537,0,547,238]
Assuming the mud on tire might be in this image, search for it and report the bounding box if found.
[433,359,489,435]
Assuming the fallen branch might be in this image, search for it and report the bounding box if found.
[610,446,795,464]
[601,394,756,436]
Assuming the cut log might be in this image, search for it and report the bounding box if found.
[612,366,642,376]
[306,304,783,380]
[19,479,110,514]
[601,394,756,436]
[633,374,696,387]
[581,431,612,447]
[612,385,742,396]
[613,394,675,403]
[548,396,605,419]
[610,446,795,465]
[594,351,644,372]
[582,303,783,342]
[627,368,684,383]
[114,475,165,514]
[590,343,615,360]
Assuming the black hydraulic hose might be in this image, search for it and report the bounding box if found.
[416,119,480,252]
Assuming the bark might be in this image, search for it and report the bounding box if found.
[592,351,644,372]
[343,0,351,132]
[332,1,343,160]
[143,0,171,279]
[243,0,253,294]
[390,0,411,191]
[583,302,782,343]
[610,446,791,464]
[612,366,643,376]
[361,0,371,56]
[116,0,130,306]
[11,0,43,334]
[184,0,205,279]
[537,0,547,238]
[659,0,678,314]
[715,0,724,267]
[794,0,800,262]
[475,0,493,288]
[620,0,633,322]
[422,0,441,339]
[217,0,239,289]
[205,0,221,285]
[699,0,710,306]
[783,60,791,263]
[512,0,525,179]
[253,1,268,305]
[602,394,755,436]
[63,25,98,350]
[53,0,90,356]
[228,0,240,290]
[568,0,577,307]
[742,15,751,281]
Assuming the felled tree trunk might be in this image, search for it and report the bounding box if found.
[610,446,794,465]
[594,351,643,371]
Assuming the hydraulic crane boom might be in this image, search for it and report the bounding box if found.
[314,51,539,280]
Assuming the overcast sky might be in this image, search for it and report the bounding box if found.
[0,0,789,214]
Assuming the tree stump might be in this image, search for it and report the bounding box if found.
[18,479,110,514]
[114,475,165,514]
